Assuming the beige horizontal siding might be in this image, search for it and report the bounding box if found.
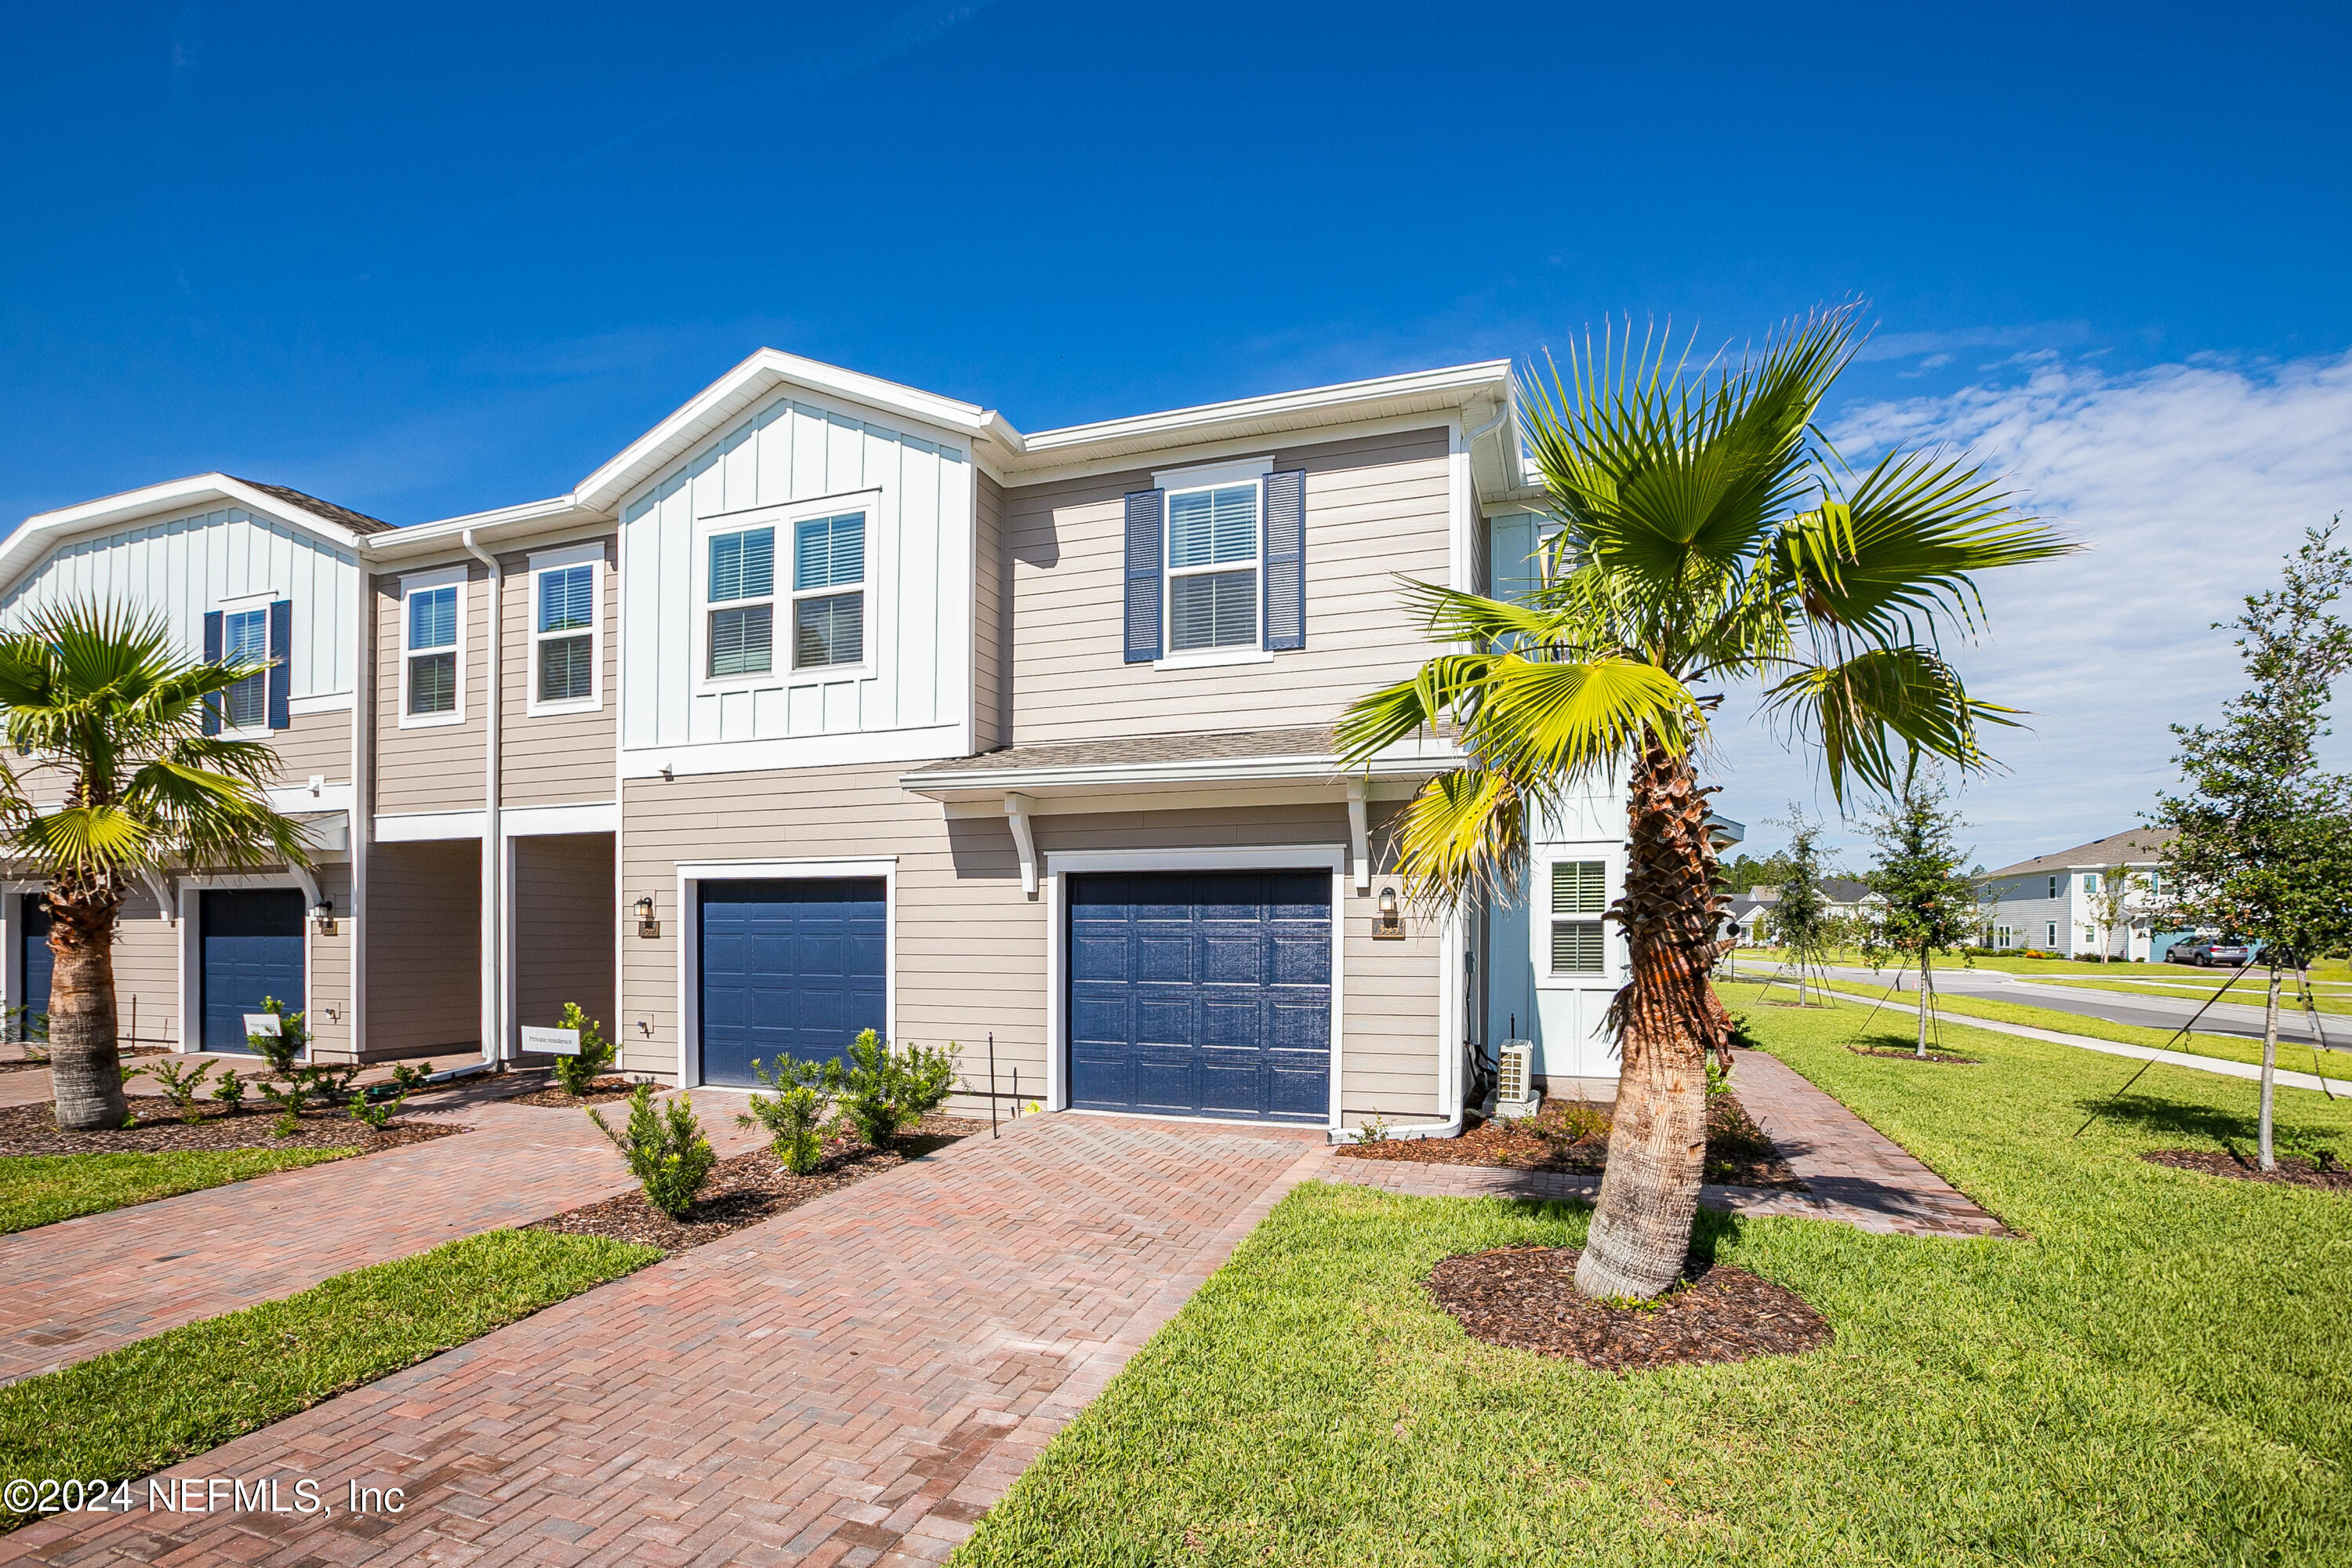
[1002,427,1453,744]
[259,710,351,788]
[496,535,619,809]
[619,775,1442,1120]
[363,839,480,1059]
[111,886,180,1051]
[514,833,616,1041]
[372,564,491,815]
[974,470,1007,753]
[303,862,356,1059]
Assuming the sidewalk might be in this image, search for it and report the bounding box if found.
[1327,1052,2005,1239]
[0,1080,770,1387]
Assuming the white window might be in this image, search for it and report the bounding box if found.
[2048,875,2060,899]
[1165,481,1261,654]
[219,607,270,731]
[2084,873,2100,894]
[528,545,601,713]
[2045,921,2058,947]
[400,568,464,726]
[1548,860,1608,975]
[790,510,866,670]
[706,525,775,678]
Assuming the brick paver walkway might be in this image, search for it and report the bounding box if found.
[1328,1051,2003,1238]
[0,1080,771,1386]
[2,1114,1327,1567]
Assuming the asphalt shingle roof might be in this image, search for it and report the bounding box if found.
[230,479,397,535]
[1981,828,2175,880]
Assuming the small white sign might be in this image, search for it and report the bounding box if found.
[242,1013,282,1037]
[520,1025,582,1056]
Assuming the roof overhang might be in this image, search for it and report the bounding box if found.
[898,736,1459,806]
[0,474,383,597]
[362,495,611,562]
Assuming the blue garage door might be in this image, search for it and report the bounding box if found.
[18,895,53,1038]
[1069,870,1331,1123]
[699,878,886,1088]
[201,889,306,1053]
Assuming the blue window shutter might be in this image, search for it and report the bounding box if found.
[267,598,292,731]
[1123,488,1164,663]
[201,610,223,736]
[1263,470,1306,651]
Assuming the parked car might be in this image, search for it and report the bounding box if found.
[2169,938,2251,967]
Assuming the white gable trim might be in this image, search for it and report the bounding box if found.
[0,474,372,601]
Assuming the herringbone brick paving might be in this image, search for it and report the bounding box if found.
[2,1113,1328,1566]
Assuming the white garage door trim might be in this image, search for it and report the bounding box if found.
[1043,844,1345,1131]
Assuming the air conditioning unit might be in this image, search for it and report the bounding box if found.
[1494,1040,1541,1123]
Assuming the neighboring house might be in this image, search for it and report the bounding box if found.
[1720,891,1773,946]
[2,350,1633,1138]
[1719,878,1879,947]
[1973,829,2177,960]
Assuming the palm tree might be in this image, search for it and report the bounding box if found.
[0,603,312,1131]
[1338,308,2071,1300]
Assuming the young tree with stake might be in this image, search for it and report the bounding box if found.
[1860,777,1979,1055]
[2153,521,2352,1171]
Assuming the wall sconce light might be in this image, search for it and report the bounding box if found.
[1372,885,1405,940]
[633,895,660,938]
[310,898,337,935]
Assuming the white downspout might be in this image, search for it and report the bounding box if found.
[461,529,505,1065]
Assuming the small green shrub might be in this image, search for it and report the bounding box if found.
[550,1004,617,1097]
[209,1069,246,1113]
[836,1030,959,1149]
[147,1058,216,1123]
[245,996,307,1076]
[347,1085,405,1131]
[1355,1114,1392,1145]
[386,1060,434,1096]
[588,1083,716,1219]
[740,1053,840,1174]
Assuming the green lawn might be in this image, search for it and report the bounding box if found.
[0,1227,659,1527]
[1733,973,2352,1079]
[1740,946,2352,987]
[0,1147,359,1233]
[956,1007,2352,1566]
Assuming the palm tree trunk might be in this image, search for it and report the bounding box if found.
[46,884,128,1131]
[2259,964,2279,1172]
[1576,742,1719,1302]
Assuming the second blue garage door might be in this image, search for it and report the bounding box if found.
[1068,870,1331,1123]
[201,889,306,1053]
[698,878,886,1088]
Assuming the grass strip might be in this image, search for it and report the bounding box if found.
[0,1148,358,1234]
[0,1227,660,1526]
[1733,974,2351,1079]
[955,1005,2352,1566]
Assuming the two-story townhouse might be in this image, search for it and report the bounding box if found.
[1974,829,2176,959]
[4,350,1642,1138]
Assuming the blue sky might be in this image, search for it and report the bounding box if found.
[5,1,2350,864]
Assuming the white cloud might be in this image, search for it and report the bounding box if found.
[1711,347,2352,870]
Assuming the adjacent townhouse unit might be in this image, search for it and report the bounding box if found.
[1973,829,2176,960]
[2,350,1638,1137]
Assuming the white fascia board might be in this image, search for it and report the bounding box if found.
[573,349,1001,516]
[364,497,608,562]
[620,723,967,780]
[897,742,1461,801]
[0,474,375,596]
[375,809,486,842]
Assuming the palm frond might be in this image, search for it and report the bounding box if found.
[1386,768,1530,911]
[1762,646,2021,804]
[9,804,165,875]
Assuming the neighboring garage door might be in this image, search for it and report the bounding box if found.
[201,889,306,1053]
[1068,870,1331,1123]
[18,894,53,1036]
[698,878,886,1088]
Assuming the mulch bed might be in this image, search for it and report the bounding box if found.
[1427,1245,1833,1371]
[1849,1046,1982,1065]
[1336,1091,1804,1189]
[0,1100,465,1157]
[500,1076,653,1108]
[0,1046,171,1076]
[2141,1149,2352,1191]
[526,1115,989,1251]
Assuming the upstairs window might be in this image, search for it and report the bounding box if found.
[707,527,775,677]
[1166,482,1260,652]
[535,562,596,705]
[792,511,866,669]
[2048,875,2060,899]
[1549,860,1608,975]
[220,608,270,730]
[405,582,460,719]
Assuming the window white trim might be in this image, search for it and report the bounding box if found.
[214,601,275,739]
[1152,647,1275,672]
[397,564,467,730]
[1150,455,1274,491]
[525,543,604,717]
[671,856,898,1091]
[692,489,880,695]
[1532,843,1628,991]
[1161,476,1265,658]
[1040,844,1347,1131]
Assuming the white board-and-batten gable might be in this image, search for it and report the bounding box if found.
[616,377,977,777]
[0,475,377,707]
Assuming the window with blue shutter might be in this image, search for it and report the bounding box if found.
[201,610,223,735]
[266,598,291,730]
[1262,469,1306,651]
[1123,489,1164,662]
[219,608,270,731]
[1166,483,1261,652]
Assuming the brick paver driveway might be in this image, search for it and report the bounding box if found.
[4,1113,1328,1567]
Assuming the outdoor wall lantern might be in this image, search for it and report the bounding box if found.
[310,897,336,936]
[633,895,660,938]
[1372,886,1406,940]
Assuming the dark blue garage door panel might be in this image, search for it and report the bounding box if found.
[20,895,53,1031]
[201,890,306,1053]
[1069,870,1330,1123]
[699,879,886,1088]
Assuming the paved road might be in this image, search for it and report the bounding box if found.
[1733,958,2352,1049]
